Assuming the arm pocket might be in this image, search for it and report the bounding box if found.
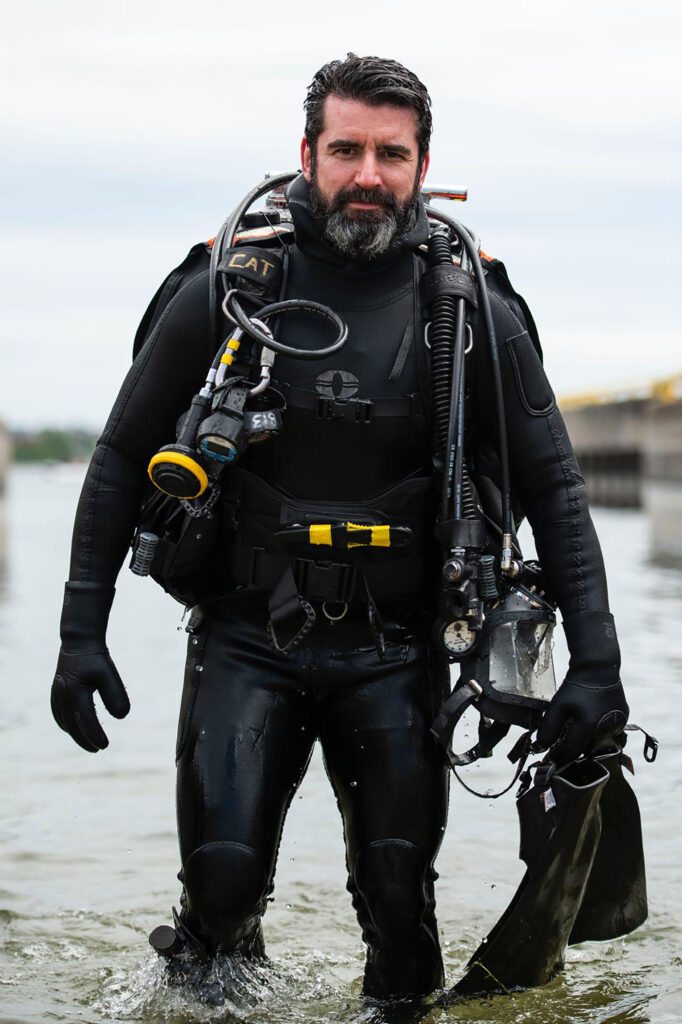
[506,333,556,416]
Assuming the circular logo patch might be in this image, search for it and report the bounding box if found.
[315,369,359,400]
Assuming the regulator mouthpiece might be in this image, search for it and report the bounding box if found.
[148,447,209,499]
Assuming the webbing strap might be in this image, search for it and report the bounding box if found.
[431,681,485,768]
[267,564,316,653]
[231,547,359,604]
[421,264,478,308]
[388,321,415,382]
[431,679,535,798]
[217,246,284,296]
[284,386,422,423]
[227,545,426,604]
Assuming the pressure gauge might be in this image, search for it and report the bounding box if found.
[437,619,477,656]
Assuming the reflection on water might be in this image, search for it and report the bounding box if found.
[1,465,680,1024]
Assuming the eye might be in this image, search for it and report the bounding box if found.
[332,146,357,157]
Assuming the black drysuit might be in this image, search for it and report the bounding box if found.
[53,174,624,998]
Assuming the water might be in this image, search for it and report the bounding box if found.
[1,464,680,1024]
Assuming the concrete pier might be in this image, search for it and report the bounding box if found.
[560,374,682,558]
[0,421,10,496]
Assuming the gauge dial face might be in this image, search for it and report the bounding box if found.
[442,619,476,654]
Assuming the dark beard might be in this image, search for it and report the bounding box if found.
[309,175,419,261]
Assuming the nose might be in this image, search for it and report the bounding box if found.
[354,150,383,190]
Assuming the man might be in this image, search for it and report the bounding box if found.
[51,54,628,1001]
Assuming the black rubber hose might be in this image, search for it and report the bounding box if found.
[224,291,348,360]
[454,373,479,521]
[427,229,458,459]
[427,229,477,523]
[425,206,513,545]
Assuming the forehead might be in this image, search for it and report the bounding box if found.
[319,95,419,147]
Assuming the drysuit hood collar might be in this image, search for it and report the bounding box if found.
[286,173,429,272]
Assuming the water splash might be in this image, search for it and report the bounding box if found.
[95,948,356,1023]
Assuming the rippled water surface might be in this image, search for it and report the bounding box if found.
[1,465,680,1024]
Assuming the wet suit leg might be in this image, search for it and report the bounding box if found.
[318,628,450,999]
[175,611,317,954]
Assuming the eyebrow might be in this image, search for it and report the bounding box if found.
[325,138,412,155]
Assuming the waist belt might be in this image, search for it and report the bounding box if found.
[228,545,428,604]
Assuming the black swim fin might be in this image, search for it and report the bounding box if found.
[453,758,609,997]
[568,748,647,944]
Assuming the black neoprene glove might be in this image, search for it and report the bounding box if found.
[536,611,629,766]
[51,581,130,752]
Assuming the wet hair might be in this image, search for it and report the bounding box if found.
[304,53,432,163]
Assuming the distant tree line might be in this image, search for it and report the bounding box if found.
[11,429,98,463]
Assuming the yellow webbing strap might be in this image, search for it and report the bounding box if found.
[309,523,333,546]
[348,522,391,547]
[306,522,391,548]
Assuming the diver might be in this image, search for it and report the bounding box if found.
[50,54,630,1002]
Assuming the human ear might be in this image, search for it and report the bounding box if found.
[301,138,313,181]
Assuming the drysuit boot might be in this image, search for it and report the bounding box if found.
[149,907,264,1007]
[568,749,647,944]
[453,758,609,997]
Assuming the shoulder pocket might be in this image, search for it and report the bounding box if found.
[506,333,555,416]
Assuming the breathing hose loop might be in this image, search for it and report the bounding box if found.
[222,290,348,361]
[425,206,514,555]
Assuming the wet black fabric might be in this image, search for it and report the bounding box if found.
[175,599,449,997]
[56,173,623,995]
[467,288,611,616]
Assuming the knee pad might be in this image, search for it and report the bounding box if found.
[183,841,267,951]
[353,839,433,938]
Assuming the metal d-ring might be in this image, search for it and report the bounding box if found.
[322,601,348,623]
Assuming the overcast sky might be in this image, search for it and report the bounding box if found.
[2,0,680,429]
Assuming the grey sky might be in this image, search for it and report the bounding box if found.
[2,0,681,428]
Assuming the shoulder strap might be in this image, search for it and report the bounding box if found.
[482,255,543,362]
[131,233,296,367]
[132,241,212,360]
[412,252,433,426]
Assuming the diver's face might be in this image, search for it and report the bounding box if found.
[301,95,428,210]
[300,95,429,260]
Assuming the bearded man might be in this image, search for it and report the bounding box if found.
[51,53,627,1002]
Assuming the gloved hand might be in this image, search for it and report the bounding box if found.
[536,611,628,766]
[51,582,130,752]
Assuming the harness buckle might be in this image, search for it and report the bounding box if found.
[295,559,358,602]
[315,395,373,424]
